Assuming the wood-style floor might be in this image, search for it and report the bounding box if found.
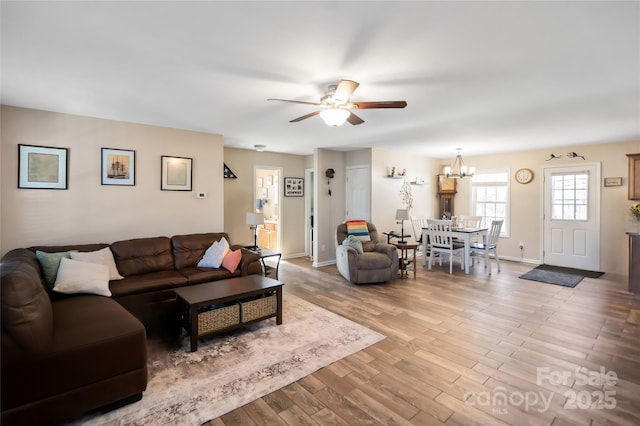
[205,255,640,426]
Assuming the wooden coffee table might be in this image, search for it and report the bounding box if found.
[175,275,283,351]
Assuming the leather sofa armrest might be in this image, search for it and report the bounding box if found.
[237,248,261,276]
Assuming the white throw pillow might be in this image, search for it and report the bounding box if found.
[197,238,230,268]
[53,257,111,297]
[70,247,124,280]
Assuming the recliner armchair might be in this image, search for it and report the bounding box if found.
[336,221,398,284]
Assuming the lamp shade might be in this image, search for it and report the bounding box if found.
[395,209,409,221]
[320,109,350,127]
[246,212,264,226]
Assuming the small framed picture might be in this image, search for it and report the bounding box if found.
[284,177,304,197]
[101,148,135,186]
[161,156,193,191]
[266,175,273,186]
[604,177,622,187]
[18,144,69,189]
[257,177,263,187]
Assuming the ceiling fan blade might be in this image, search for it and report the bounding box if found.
[352,101,407,109]
[347,112,364,125]
[333,80,359,103]
[268,98,322,106]
[289,110,320,122]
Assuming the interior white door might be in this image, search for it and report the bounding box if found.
[346,166,370,221]
[543,163,600,271]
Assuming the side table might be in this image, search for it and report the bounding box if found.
[246,248,282,279]
[383,231,411,244]
[393,242,418,279]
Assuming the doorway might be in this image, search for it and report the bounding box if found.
[542,163,601,270]
[254,167,282,251]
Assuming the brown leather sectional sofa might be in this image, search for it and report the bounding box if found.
[0,232,262,425]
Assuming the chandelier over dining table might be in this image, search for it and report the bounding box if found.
[444,148,475,178]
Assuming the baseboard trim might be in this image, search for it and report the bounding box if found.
[281,252,307,260]
[499,255,540,264]
[313,260,337,268]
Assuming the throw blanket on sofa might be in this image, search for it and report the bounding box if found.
[345,220,371,242]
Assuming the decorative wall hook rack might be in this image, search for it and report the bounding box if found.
[546,154,562,161]
[567,152,585,160]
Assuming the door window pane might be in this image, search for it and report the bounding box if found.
[550,173,589,221]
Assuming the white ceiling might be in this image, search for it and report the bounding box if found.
[2,1,639,159]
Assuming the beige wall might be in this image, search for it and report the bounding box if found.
[371,148,440,234]
[314,148,346,265]
[223,148,307,258]
[3,106,635,278]
[451,140,639,278]
[1,106,224,254]
[314,148,437,264]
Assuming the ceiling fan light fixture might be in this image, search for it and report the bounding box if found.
[320,108,350,127]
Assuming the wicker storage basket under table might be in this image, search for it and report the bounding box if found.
[241,294,277,322]
[198,304,240,336]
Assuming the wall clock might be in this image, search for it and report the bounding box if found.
[437,174,457,194]
[515,168,534,184]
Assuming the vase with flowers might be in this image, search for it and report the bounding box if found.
[631,203,640,232]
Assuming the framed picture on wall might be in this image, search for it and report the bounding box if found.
[161,156,193,191]
[266,175,273,186]
[101,148,135,186]
[284,177,304,197]
[603,177,622,187]
[18,144,69,189]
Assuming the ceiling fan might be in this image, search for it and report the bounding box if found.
[267,80,407,127]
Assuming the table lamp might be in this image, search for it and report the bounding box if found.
[246,212,264,250]
[395,209,409,243]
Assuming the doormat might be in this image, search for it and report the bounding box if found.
[519,268,584,288]
[533,264,604,278]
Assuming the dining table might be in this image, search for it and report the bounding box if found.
[421,226,488,274]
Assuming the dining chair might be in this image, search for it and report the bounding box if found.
[470,219,503,275]
[425,219,465,274]
[459,215,482,228]
[410,216,429,245]
[458,215,483,244]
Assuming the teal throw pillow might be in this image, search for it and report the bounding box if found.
[36,250,73,289]
[342,235,364,254]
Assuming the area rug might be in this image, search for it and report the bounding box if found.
[69,295,384,425]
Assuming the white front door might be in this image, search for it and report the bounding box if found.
[346,166,370,221]
[542,163,600,271]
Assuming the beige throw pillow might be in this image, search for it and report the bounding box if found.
[70,247,124,280]
[53,258,111,297]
